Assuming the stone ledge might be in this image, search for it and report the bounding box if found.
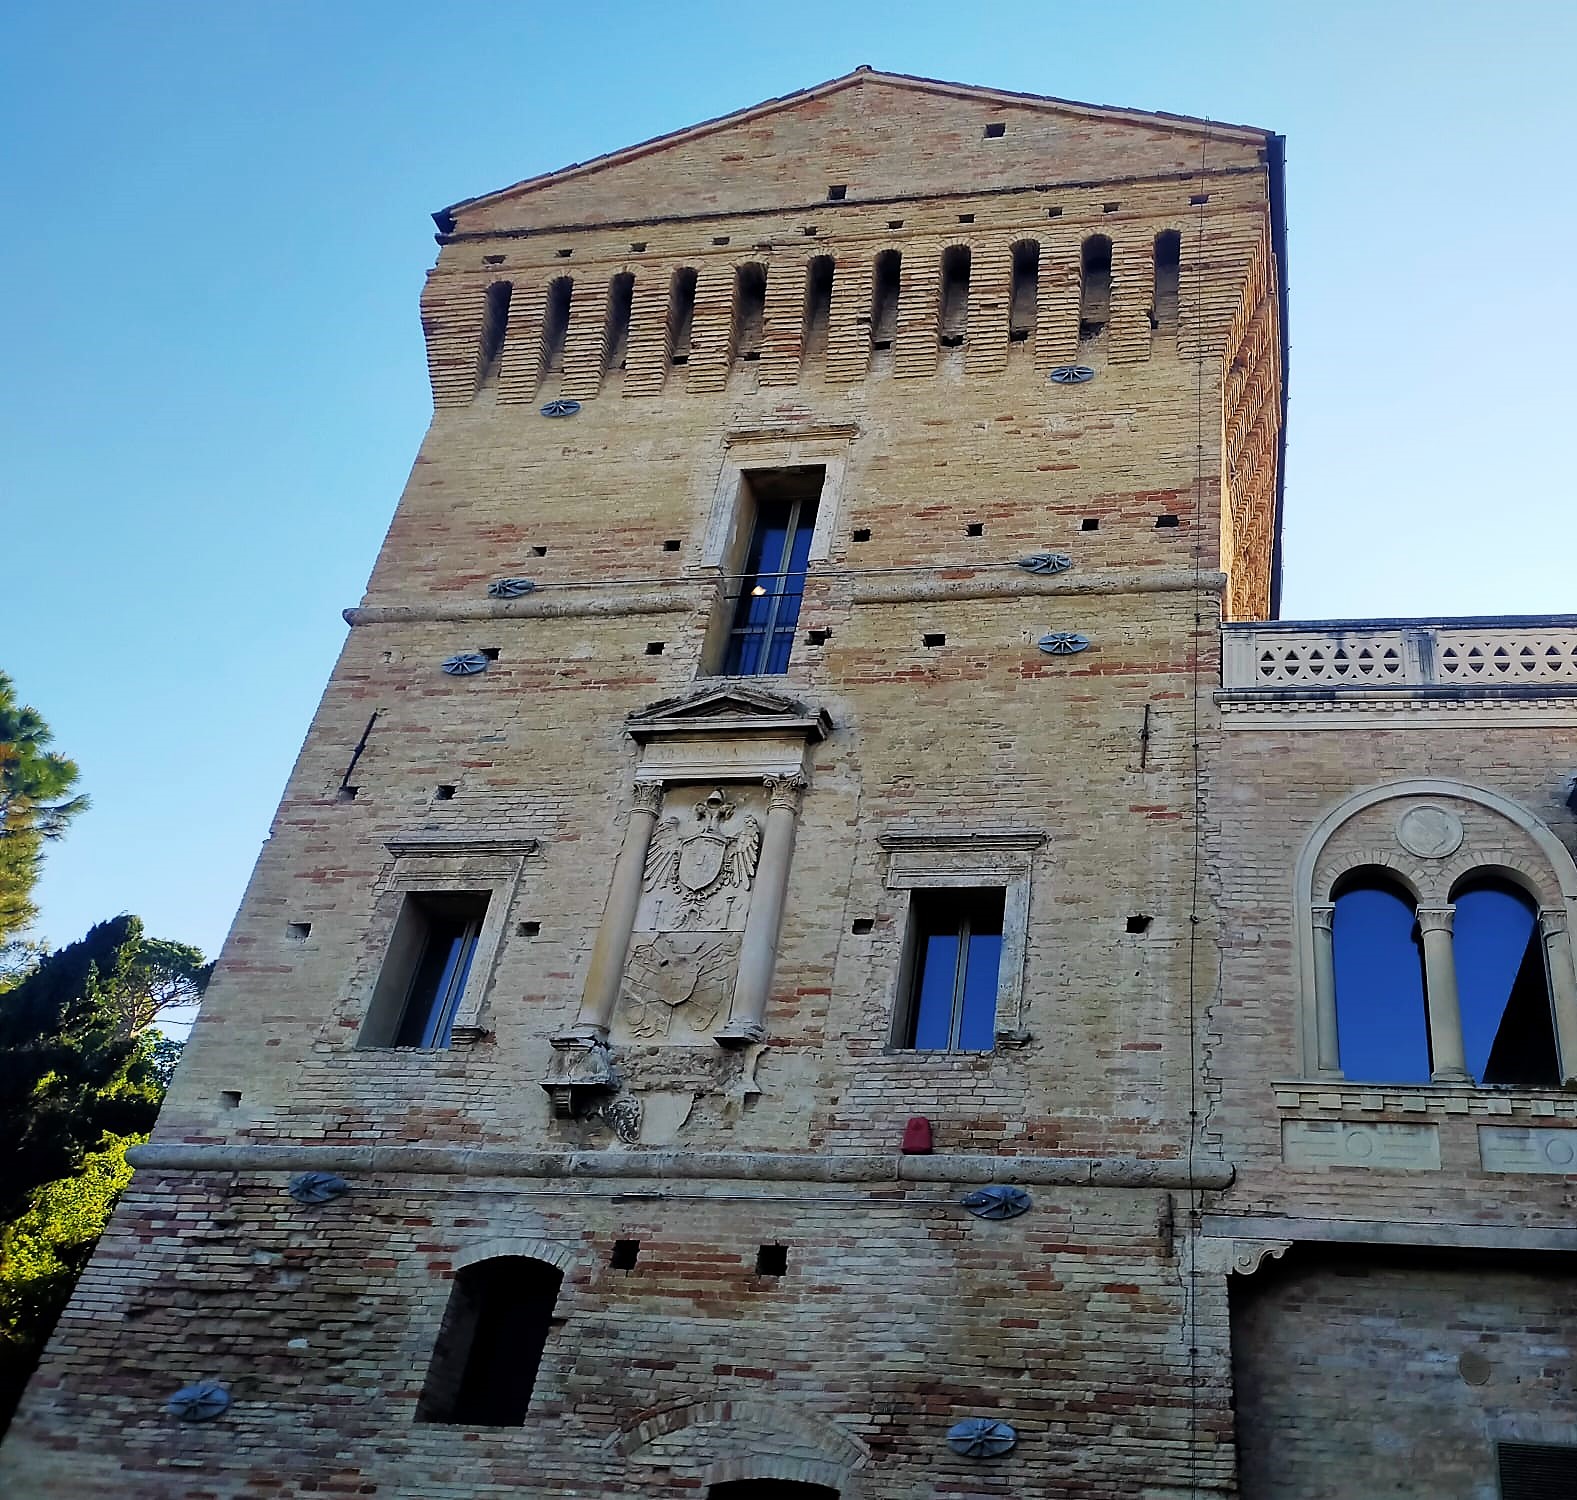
[1271,1079,1577,1121]
[125,1142,1233,1189]
[1203,1211,1577,1255]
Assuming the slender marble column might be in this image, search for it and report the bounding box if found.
[1416,906,1470,1083]
[1538,909,1577,1086]
[1310,904,1342,1076]
[716,773,806,1046]
[565,779,664,1040]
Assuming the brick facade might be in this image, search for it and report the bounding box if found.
[3,68,1571,1499]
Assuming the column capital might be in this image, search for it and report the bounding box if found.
[1415,906,1456,935]
[630,779,665,815]
[1540,908,1570,939]
[1311,903,1336,933]
[763,772,809,813]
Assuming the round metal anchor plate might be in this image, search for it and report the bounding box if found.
[1049,364,1095,385]
[1037,631,1090,656]
[1016,551,1073,576]
[961,1184,1033,1221]
[441,652,490,676]
[487,577,536,599]
[167,1381,231,1423]
[946,1417,1018,1458]
[286,1171,350,1205]
[540,399,582,417]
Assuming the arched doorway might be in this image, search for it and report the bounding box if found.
[707,1483,840,1499]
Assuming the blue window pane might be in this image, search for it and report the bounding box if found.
[956,932,1001,1051]
[1333,883,1431,1083]
[723,479,821,676]
[1454,884,1556,1086]
[911,933,960,1050]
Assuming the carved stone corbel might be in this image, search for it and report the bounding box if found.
[541,1033,619,1118]
[1229,1238,1294,1277]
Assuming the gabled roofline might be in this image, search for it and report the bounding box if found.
[431,66,1277,232]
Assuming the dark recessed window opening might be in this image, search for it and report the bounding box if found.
[923,633,946,648]
[1152,230,1181,333]
[870,249,901,351]
[897,888,1004,1051]
[541,277,572,378]
[1333,872,1431,1083]
[1079,236,1112,342]
[220,1090,241,1109]
[434,784,456,801]
[415,1256,562,1426]
[802,255,835,367]
[1155,514,1181,528]
[476,281,512,392]
[604,272,634,373]
[1454,877,1559,1087]
[827,184,847,201]
[667,267,698,365]
[517,920,540,937]
[851,527,871,542]
[662,538,682,551]
[630,240,647,252]
[645,641,665,655]
[755,1244,789,1276]
[336,785,359,802]
[1497,1439,1577,1498]
[479,647,500,661]
[1081,517,1099,531]
[287,922,312,942]
[720,466,824,676]
[732,262,767,364]
[361,891,490,1049]
[852,918,875,934]
[807,628,831,646]
[965,521,984,537]
[1009,239,1039,342]
[610,1238,640,1270]
[1126,914,1153,934]
[983,121,1006,138]
[939,245,971,347]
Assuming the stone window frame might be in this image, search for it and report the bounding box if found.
[1292,778,1577,1086]
[878,829,1044,1052]
[353,835,538,1049]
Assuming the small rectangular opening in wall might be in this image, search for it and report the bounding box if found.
[851,918,874,935]
[483,254,504,265]
[1189,193,1210,206]
[554,247,572,258]
[434,785,456,801]
[644,641,665,655]
[630,241,647,252]
[287,922,312,942]
[712,235,730,246]
[887,218,904,229]
[1126,914,1153,933]
[610,1239,640,1270]
[1047,206,1063,217]
[479,647,500,660]
[807,628,830,646]
[923,633,946,648]
[359,891,491,1049]
[1497,1441,1577,1498]
[663,538,682,551]
[220,1090,241,1109]
[827,184,847,200]
[336,785,359,802]
[957,212,975,224]
[1103,202,1120,213]
[755,1244,788,1276]
[531,545,548,557]
[1081,518,1099,531]
[1155,514,1181,528]
[802,225,818,236]
[965,522,984,537]
[983,122,1006,138]
[517,920,540,937]
[852,528,871,542]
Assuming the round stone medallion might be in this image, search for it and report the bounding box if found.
[1396,804,1464,860]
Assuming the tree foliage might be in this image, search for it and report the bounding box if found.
[0,672,87,947]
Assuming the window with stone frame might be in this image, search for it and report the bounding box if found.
[360,891,488,1049]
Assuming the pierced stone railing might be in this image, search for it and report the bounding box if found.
[1222,618,1577,692]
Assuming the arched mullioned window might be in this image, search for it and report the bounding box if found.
[415,1255,562,1426]
[1299,781,1577,1088]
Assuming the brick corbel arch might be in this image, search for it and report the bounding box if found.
[1292,777,1577,1079]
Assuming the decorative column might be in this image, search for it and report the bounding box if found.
[716,773,807,1046]
[1310,904,1343,1077]
[1415,906,1471,1083]
[1538,910,1577,1086]
[543,779,663,1115]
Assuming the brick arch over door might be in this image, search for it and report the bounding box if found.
[1291,777,1577,1078]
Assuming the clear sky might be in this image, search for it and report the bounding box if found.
[3,1,1574,961]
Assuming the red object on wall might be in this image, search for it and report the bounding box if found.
[901,1116,934,1154]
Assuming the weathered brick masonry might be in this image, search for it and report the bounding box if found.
[4,68,1571,1500]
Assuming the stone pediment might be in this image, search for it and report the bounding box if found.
[438,69,1273,236]
[625,685,832,745]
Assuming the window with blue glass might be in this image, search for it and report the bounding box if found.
[898,888,1004,1052]
[1332,872,1431,1083]
[721,468,823,676]
[1451,876,1558,1087]
[354,890,489,1049]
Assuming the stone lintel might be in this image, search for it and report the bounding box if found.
[1203,1211,1577,1255]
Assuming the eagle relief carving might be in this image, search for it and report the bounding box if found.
[616,787,762,1043]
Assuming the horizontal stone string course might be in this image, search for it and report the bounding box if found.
[126,1143,1236,1189]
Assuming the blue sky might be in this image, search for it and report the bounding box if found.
[3,2,1574,960]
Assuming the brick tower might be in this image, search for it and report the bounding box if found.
[7,68,1301,1497]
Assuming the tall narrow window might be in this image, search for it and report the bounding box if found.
[1452,878,1559,1087]
[416,1256,562,1426]
[360,892,490,1049]
[476,281,511,391]
[1152,230,1181,333]
[802,255,834,368]
[1009,240,1039,342]
[541,277,572,377]
[898,888,1003,1052]
[938,245,971,347]
[604,272,634,374]
[720,467,823,676]
[870,250,901,350]
[1332,873,1431,1083]
[732,263,767,364]
[1078,235,1112,344]
[667,267,697,365]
